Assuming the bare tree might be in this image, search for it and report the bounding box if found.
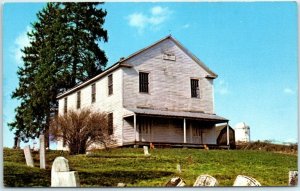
[50,109,115,155]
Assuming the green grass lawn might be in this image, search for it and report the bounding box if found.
[3,147,297,187]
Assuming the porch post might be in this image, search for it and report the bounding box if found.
[134,113,137,142]
[226,122,229,146]
[183,118,187,143]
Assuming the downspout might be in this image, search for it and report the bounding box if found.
[134,113,137,143]
[226,122,230,146]
[183,118,187,143]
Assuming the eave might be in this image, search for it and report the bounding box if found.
[56,62,132,99]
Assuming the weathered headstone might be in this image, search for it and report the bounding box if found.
[143,146,150,156]
[117,183,127,187]
[289,171,298,186]
[193,175,219,186]
[233,175,261,186]
[13,136,20,149]
[17,138,21,149]
[176,164,182,173]
[51,157,80,187]
[33,141,38,151]
[39,135,46,169]
[23,145,34,167]
[13,137,17,149]
[85,151,92,156]
[165,177,186,187]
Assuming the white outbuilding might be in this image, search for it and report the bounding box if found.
[234,122,250,143]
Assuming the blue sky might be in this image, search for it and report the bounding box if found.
[2,2,298,148]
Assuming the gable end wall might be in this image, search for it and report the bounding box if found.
[123,39,215,114]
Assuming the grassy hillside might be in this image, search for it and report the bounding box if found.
[3,147,297,187]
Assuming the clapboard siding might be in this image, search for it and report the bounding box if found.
[57,68,124,148]
[133,117,217,144]
[57,36,222,149]
[123,38,214,114]
[123,118,135,144]
[151,118,183,143]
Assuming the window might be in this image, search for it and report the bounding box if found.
[139,72,149,93]
[77,91,81,109]
[91,84,96,103]
[108,113,113,135]
[108,74,113,95]
[191,79,200,98]
[64,97,68,114]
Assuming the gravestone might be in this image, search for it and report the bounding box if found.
[117,183,127,187]
[33,141,38,151]
[143,146,150,156]
[288,171,298,186]
[51,157,80,187]
[233,175,261,186]
[39,135,46,169]
[85,151,92,156]
[176,164,182,173]
[165,177,186,187]
[193,175,219,186]
[17,138,20,149]
[13,136,20,149]
[23,145,34,167]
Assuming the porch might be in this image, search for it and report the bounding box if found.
[132,141,231,150]
[122,108,229,147]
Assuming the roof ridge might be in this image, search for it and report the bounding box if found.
[57,35,218,99]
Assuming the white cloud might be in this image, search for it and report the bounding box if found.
[283,87,295,95]
[127,6,172,33]
[215,79,230,95]
[151,6,165,15]
[128,13,147,29]
[11,26,32,65]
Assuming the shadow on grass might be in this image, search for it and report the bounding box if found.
[4,162,51,187]
[79,170,174,187]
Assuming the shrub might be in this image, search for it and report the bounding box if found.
[50,109,115,155]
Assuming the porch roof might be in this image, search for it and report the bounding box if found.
[126,108,228,123]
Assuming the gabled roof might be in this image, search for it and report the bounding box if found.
[166,35,218,78]
[57,62,131,99]
[117,35,217,78]
[216,124,233,132]
[57,35,217,99]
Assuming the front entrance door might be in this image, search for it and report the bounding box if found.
[138,117,152,142]
[193,128,204,144]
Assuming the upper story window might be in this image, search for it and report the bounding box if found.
[139,72,149,93]
[77,91,81,109]
[64,97,68,114]
[108,113,113,135]
[108,74,113,95]
[91,84,96,103]
[191,79,200,98]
